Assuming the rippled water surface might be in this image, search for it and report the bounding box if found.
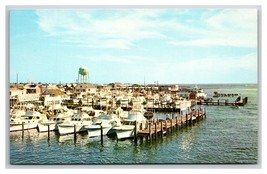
[9,84,258,164]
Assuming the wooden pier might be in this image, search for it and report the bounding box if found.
[197,97,248,106]
[136,108,206,141]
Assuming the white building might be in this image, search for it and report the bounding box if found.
[75,84,97,95]
[43,95,62,110]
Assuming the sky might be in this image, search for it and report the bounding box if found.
[9,7,258,85]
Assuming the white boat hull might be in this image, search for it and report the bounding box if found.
[58,123,89,135]
[87,125,112,137]
[58,124,78,135]
[37,122,57,132]
[10,122,37,132]
[113,125,135,139]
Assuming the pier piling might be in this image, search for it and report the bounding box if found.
[134,121,137,144]
[170,119,173,133]
[21,122,24,138]
[176,116,178,129]
[149,122,152,140]
[186,114,188,126]
[154,122,157,140]
[74,125,77,141]
[47,125,50,140]
[165,120,168,136]
[100,125,104,146]
[136,108,207,143]
[161,122,163,138]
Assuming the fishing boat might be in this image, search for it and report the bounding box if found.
[37,110,73,132]
[57,110,92,135]
[86,114,122,137]
[112,105,147,139]
[10,110,47,132]
[191,85,207,99]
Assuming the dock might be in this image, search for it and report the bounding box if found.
[197,97,248,106]
[136,108,206,142]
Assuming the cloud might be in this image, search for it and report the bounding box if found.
[36,8,257,50]
[170,9,257,48]
[145,52,257,83]
[36,9,167,49]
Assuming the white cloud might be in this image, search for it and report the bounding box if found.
[170,9,257,48]
[36,9,167,49]
[145,53,257,83]
[36,8,258,50]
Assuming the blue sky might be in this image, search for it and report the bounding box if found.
[9,8,258,84]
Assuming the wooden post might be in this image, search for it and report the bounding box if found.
[191,112,193,124]
[181,115,183,127]
[198,108,201,119]
[170,119,173,132]
[47,124,50,140]
[176,116,178,129]
[165,119,168,135]
[161,121,163,138]
[154,122,157,140]
[100,125,104,146]
[140,136,143,143]
[134,120,137,144]
[196,109,199,121]
[217,99,219,105]
[201,108,204,119]
[74,124,77,141]
[149,122,152,140]
[186,114,188,126]
[22,122,24,138]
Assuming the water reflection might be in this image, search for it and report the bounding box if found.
[10,129,57,142]
[58,134,75,143]
[180,127,196,152]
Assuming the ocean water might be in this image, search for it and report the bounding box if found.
[9,84,258,165]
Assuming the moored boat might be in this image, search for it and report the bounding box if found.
[112,105,147,139]
[86,114,122,137]
[37,110,73,132]
[57,110,92,135]
[10,111,47,132]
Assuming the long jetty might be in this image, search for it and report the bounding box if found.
[197,97,248,106]
[135,108,206,142]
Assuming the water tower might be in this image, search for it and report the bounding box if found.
[78,67,89,83]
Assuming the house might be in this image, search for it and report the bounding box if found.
[75,84,97,95]
[24,83,42,94]
[10,83,41,103]
[10,84,25,98]
[43,95,62,110]
[97,84,112,93]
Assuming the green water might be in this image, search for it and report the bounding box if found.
[9,84,258,164]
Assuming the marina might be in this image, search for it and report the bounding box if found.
[7,7,259,167]
[9,83,258,164]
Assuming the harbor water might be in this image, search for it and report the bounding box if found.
[9,84,258,165]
